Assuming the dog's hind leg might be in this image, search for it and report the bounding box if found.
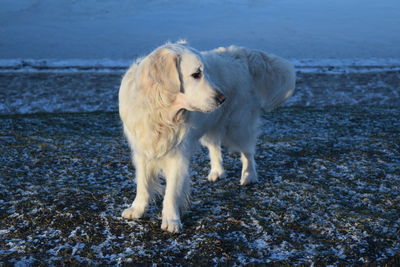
[225,117,259,185]
[207,144,225,182]
[122,154,159,219]
[240,151,258,185]
[160,152,190,233]
[228,122,258,186]
[201,137,225,182]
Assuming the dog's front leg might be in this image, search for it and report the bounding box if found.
[122,154,157,219]
[160,151,190,233]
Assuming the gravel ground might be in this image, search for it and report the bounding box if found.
[1,106,399,265]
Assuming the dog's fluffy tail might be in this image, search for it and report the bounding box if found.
[248,50,296,111]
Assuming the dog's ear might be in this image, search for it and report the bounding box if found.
[139,48,191,122]
[145,48,181,97]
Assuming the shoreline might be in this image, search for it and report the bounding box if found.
[1,58,400,73]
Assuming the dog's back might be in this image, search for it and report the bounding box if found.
[203,46,295,111]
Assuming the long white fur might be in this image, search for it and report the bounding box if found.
[119,42,296,233]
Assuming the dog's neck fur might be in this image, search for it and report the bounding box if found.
[141,104,189,159]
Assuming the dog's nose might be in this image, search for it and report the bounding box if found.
[215,93,226,105]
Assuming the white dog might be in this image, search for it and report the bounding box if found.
[119,41,295,233]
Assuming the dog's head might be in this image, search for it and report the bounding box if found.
[138,44,225,122]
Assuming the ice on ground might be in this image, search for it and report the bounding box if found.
[1,58,400,73]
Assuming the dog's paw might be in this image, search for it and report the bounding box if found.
[240,172,258,186]
[161,219,182,233]
[121,206,145,219]
[207,169,225,182]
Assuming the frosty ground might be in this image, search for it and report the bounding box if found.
[1,106,400,264]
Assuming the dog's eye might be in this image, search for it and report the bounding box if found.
[191,71,202,79]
